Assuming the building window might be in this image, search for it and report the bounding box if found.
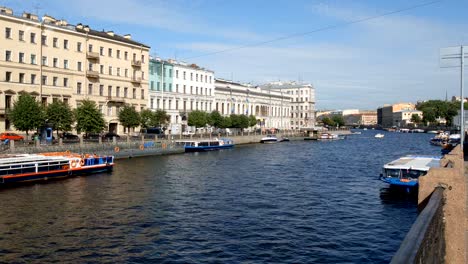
[63,78,68,87]
[53,37,58,48]
[150,81,154,90]
[19,73,25,83]
[169,69,172,77]
[77,42,82,52]
[108,86,112,97]
[124,87,128,98]
[150,98,154,109]
[64,59,69,69]
[77,82,82,94]
[5,50,11,61]
[31,74,36,84]
[30,32,36,43]
[63,39,68,49]
[141,89,144,99]
[100,65,104,74]
[5,27,11,39]
[108,48,112,57]
[196,74,198,82]
[183,85,186,93]
[157,82,160,91]
[88,44,93,52]
[125,69,128,77]
[99,85,104,96]
[19,30,24,41]
[190,73,193,81]
[42,56,47,66]
[163,83,166,91]
[53,76,58,86]
[88,84,93,95]
[117,50,121,59]
[176,84,179,93]
[141,54,145,63]
[142,72,145,80]
[41,75,47,85]
[77,62,82,71]
[5,72,11,82]
[19,52,24,63]
[132,88,136,99]
[108,66,112,75]
[41,35,47,45]
[116,87,120,97]
[107,106,112,116]
[53,58,58,68]
[117,68,120,76]
[176,70,178,78]
[169,83,172,91]
[183,71,186,80]
[30,54,36,64]
[124,51,128,60]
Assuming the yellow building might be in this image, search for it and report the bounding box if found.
[0,7,150,134]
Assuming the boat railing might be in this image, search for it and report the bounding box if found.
[390,187,445,263]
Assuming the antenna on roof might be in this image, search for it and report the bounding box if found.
[33,3,42,16]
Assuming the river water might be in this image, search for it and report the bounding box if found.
[0,130,439,263]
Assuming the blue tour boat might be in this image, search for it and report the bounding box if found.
[176,138,234,152]
[379,155,441,192]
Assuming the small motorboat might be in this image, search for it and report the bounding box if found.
[260,135,278,143]
[279,137,290,142]
[375,133,385,138]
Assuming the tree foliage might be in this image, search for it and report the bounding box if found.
[9,94,45,136]
[75,99,106,135]
[410,114,422,124]
[248,115,257,127]
[332,115,345,127]
[208,111,223,128]
[46,100,74,137]
[219,116,231,129]
[416,100,458,126]
[154,110,170,127]
[140,109,155,128]
[188,110,208,128]
[118,105,140,132]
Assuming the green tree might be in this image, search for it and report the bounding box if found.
[219,116,232,129]
[229,114,240,128]
[46,100,74,137]
[118,105,140,132]
[9,93,45,137]
[238,114,250,129]
[188,110,208,129]
[154,110,170,127]
[75,99,106,135]
[332,115,345,127]
[410,114,422,125]
[208,111,223,128]
[140,109,155,128]
[417,100,458,126]
[248,115,257,127]
[321,117,335,127]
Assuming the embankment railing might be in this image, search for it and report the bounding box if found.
[390,187,445,264]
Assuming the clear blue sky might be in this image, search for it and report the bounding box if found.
[3,0,468,110]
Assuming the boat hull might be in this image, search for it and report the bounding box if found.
[260,139,278,143]
[185,144,234,152]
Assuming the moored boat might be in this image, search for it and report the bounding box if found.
[177,138,234,152]
[278,136,290,142]
[379,155,441,192]
[260,135,278,143]
[375,133,385,138]
[0,152,114,184]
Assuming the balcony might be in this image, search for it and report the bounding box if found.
[131,77,142,84]
[86,51,100,61]
[86,70,100,79]
[107,96,125,104]
[131,60,142,67]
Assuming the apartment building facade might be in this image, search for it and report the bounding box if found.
[215,79,292,129]
[0,7,149,134]
[377,103,416,128]
[260,81,316,129]
[149,58,215,134]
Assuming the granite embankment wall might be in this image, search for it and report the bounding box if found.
[392,146,466,264]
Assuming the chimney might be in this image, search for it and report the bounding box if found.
[0,7,13,15]
[107,31,114,36]
[123,34,131,39]
[76,23,83,30]
[42,15,56,24]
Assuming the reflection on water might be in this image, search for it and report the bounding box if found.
[0,131,438,263]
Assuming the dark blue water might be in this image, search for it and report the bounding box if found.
[0,130,439,263]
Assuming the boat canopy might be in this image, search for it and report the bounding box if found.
[383,155,441,171]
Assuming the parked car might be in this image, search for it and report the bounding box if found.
[102,132,120,140]
[0,132,24,141]
[83,133,102,141]
[60,132,79,140]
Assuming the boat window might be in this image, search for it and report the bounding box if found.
[401,170,425,179]
[211,141,219,146]
[385,169,400,177]
[199,142,209,146]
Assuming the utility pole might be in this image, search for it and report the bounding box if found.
[461,45,465,148]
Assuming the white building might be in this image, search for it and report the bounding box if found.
[215,79,292,129]
[149,58,215,134]
[393,110,423,127]
[260,81,316,129]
